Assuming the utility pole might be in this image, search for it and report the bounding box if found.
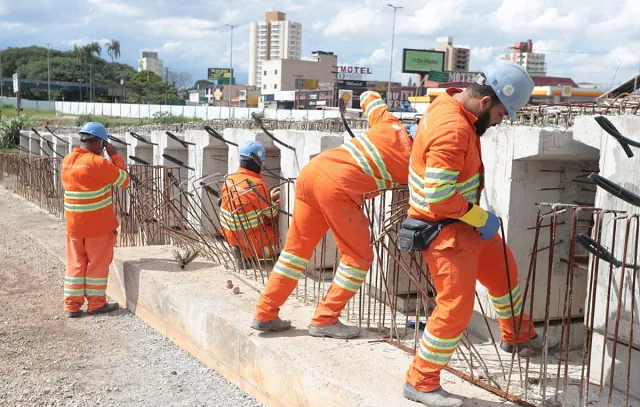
[386,4,402,107]
[16,67,21,117]
[0,50,3,99]
[46,43,51,102]
[226,23,237,118]
[165,67,169,104]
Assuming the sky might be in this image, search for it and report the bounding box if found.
[1,0,639,88]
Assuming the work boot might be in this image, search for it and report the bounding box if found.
[87,301,119,315]
[250,318,292,332]
[403,383,464,407]
[500,334,558,355]
[65,311,82,319]
[308,321,361,339]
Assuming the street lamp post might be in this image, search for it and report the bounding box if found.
[46,43,51,102]
[386,4,402,107]
[226,23,238,119]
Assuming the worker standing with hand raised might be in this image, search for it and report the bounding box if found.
[61,122,129,318]
[401,61,556,407]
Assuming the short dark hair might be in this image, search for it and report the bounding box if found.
[467,73,500,105]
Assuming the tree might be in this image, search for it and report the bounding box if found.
[167,71,193,91]
[83,42,102,58]
[105,39,121,63]
[125,70,178,104]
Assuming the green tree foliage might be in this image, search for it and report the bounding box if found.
[0,44,136,101]
[125,71,178,104]
[0,116,36,149]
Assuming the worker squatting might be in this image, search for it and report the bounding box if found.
[61,60,557,407]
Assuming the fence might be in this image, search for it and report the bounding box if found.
[1,151,638,406]
[54,100,419,122]
[0,96,56,111]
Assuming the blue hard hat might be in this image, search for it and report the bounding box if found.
[481,61,534,120]
[79,122,108,141]
[239,141,266,163]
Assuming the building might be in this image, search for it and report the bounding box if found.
[187,82,260,107]
[435,37,470,72]
[502,40,546,77]
[138,51,164,78]
[249,11,302,88]
[259,51,337,96]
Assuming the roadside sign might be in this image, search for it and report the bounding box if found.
[208,68,233,81]
[402,100,411,108]
[217,78,236,85]
[428,70,449,83]
[12,73,19,94]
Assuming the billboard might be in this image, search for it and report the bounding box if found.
[402,49,445,74]
[339,89,353,108]
[207,68,233,81]
[338,65,372,81]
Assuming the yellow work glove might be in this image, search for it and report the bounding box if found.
[458,204,488,228]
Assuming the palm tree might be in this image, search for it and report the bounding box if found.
[105,39,121,63]
[82,42,101,58]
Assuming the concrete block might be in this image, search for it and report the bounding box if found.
[126,132,154,166]
[589,331,640,402]
[185,129,229,235]
[107,245,515,407]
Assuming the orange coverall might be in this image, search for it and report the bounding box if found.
[405,89,536,392]
[220,168,280,259]
[61,148,129,313]
[254,91,413,326]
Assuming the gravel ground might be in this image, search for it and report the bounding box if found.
[0,187,263,407]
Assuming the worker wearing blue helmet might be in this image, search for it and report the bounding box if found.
[219,141,280,269]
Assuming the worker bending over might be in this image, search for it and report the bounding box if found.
[251,90,413,339]
[401,61,555,407]
[61,122,129,318]
[220,141,280,269]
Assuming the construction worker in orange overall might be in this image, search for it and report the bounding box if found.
[251,90,413,338]
[402,61,555,407]
[61,122,129,318]
[220,141,280,268]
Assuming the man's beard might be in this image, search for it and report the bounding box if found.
[475,109,492,137]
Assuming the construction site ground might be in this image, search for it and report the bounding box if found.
[0,187,262,407]
[0,185,523,407]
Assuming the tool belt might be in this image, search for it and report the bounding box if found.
[397,217,458,253]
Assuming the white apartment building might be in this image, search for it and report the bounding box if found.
[138,51,164,78]
[501,40,547,77]
[435,36,470,72]
[249,11,302,87]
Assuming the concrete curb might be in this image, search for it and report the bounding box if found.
[106,245,512,407]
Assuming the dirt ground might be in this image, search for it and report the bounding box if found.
[0,187,263,407]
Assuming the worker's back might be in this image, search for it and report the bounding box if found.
[220,168,277,236]
[407,88,484,222]
[312,91,413,205]
[61,148,129,237]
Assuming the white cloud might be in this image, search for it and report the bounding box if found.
[471,46,502,63]
[144,18,219,40]
[493,0,583,33]
[86,0,140,17]
[311,21,326,32]
[355,48,389,67]
[607,44,640,68]
[324,6,383,37]
[65,37,111,47]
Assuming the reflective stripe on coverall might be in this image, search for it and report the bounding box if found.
[220,168,280,259]
[254,91,413,326]
[404,89,536,392]
[61,148,130,312]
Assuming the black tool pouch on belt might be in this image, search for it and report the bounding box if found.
[397,217,458,253]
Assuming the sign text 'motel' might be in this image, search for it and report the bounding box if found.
[339,66,372,75]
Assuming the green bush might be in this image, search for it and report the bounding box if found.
[151,111,200,124]
[0,116,36,149]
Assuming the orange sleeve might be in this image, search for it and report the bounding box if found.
[91,155,130,189]
[421,124,470,219]
[360,91,398,128]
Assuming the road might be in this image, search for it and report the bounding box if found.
[0,187,263,407]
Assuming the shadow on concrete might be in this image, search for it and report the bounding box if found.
[258,328,311,338]
[132,258,215,272]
